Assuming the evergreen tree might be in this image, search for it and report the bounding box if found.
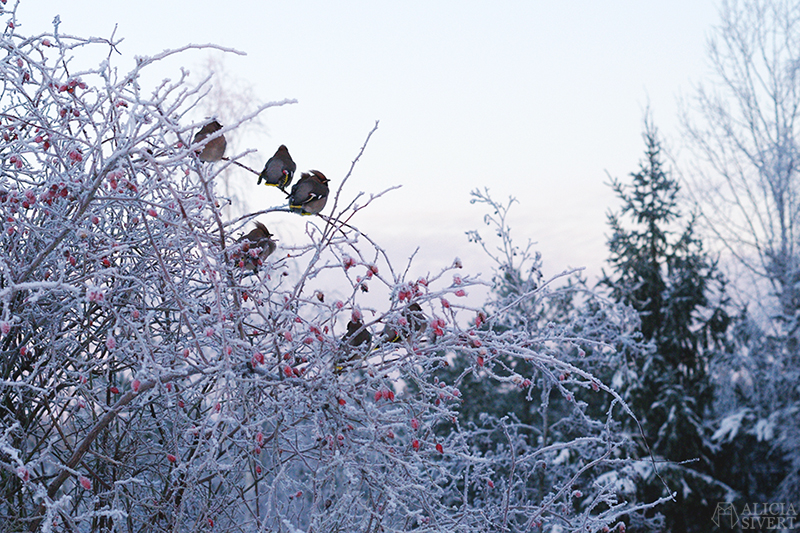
[601,120,733,532]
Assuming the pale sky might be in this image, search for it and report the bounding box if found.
[17,1,720,291]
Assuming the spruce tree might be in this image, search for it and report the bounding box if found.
[601,121,732,532]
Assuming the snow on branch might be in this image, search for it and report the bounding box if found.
[0,10,663,533]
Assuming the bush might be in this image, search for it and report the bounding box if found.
[0,11,665,532]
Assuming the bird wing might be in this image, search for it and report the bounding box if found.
[289,180,314,206]
[265,158,283,179]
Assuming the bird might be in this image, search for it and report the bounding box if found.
[234,221,276,272]
[335,314,372,373]
[343,317,372,349]
[193,120,226,162]
[258,145,296,190]
[382,303,427,342]
[288,171,329,215]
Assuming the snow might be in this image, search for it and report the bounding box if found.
[712,409,749,443]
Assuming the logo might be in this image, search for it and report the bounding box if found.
[712,502,798,530]
[712,503,739,528]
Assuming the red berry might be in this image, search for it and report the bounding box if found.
[79,476,91,490]
[412,439,420,451]
[436,443,444,454]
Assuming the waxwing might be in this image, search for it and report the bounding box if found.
[193,120,227,162]
[288,170,329,215]
[343,318,372,349]
[235,221,276,272]
[258,145,296,190]
[382,303,427,342]
[335,313,373,373]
